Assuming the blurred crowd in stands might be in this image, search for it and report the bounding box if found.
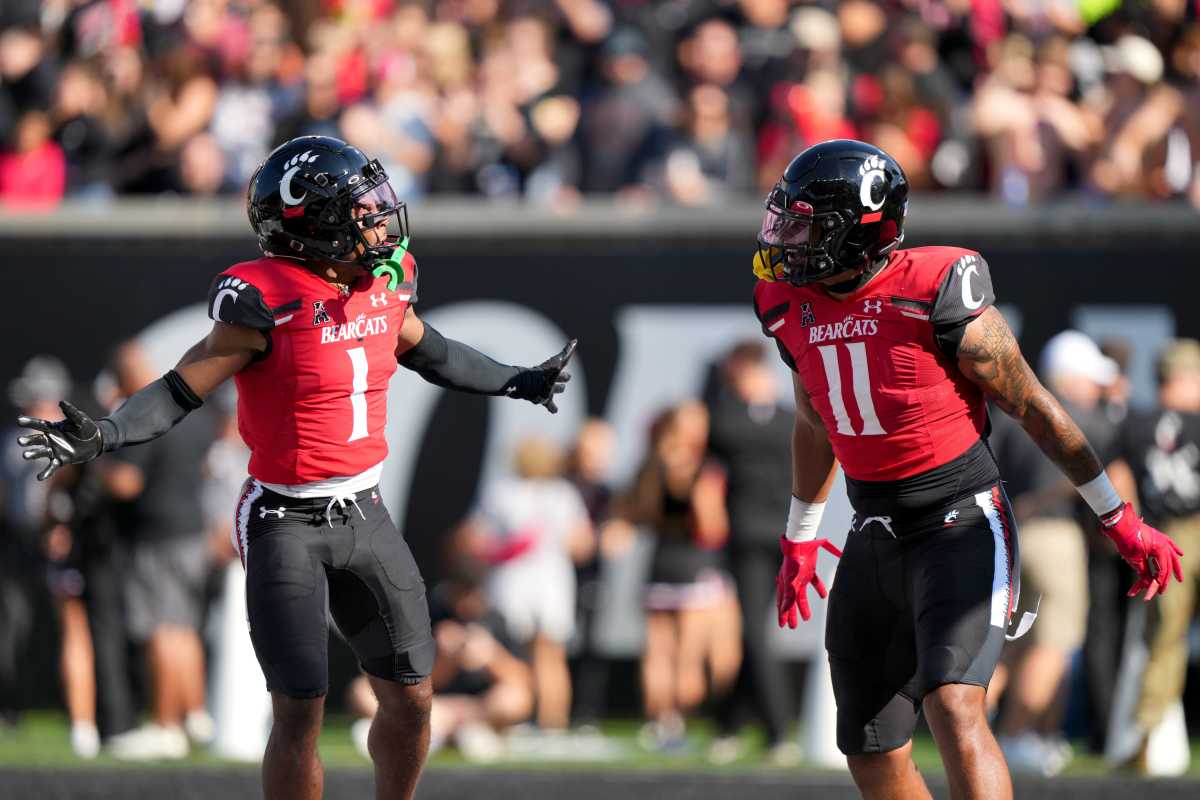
[3,330,1199,772]
[2,0,1200,211]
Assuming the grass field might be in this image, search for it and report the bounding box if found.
[2,711,1199,778]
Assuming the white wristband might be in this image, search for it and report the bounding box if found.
[1076,472,1123,518]
[785,496,826,542]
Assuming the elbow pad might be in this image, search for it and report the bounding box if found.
[97,370,203,451]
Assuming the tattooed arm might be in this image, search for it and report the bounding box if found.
[958,307,1184,598]
[955,306,1108,491]
[955,296,1183,600]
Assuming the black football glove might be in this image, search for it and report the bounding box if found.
[504,339,577,414]
[17,401,104,481]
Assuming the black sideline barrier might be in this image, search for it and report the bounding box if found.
[5,198,1199,581]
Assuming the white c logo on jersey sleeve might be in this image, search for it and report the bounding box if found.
[212,288,238,318]
[211,276,248,321]
[958,259,985,310]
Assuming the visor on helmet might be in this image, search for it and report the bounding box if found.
[758,197,813,248]
[755,193,820,284]
[346,162,409,265]
[351,179,399,229]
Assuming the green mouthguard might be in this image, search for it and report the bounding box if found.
[371,235,410,291]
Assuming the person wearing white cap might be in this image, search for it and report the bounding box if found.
[1038,330,1120,400]
[989,330,1120,775]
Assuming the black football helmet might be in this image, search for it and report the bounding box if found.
[755,139,907,289]
[247,135,408,268]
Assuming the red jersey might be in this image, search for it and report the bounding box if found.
[207,256,418,485]
[754,246,996,483]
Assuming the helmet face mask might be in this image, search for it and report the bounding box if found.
[755,140,908,290]
[248,136,409,270]
[344,169,408,265]
[756,189,855,285]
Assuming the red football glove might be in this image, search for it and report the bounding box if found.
[776,535,842,629]
[1100,502,1184,601]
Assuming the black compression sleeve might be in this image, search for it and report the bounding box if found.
[397,324,520,395]
[96,370,204,451]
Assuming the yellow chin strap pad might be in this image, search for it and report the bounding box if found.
[753,247,783,282]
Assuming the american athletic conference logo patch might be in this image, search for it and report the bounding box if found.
[312,300,331,326]
[800,302,816,327]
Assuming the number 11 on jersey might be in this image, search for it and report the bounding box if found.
[817,342,886,436]
[347,346,369,442]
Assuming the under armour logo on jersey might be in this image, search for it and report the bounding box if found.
[370,292,388,307]
[800,302,816,327]
[280,150,319,206]
[944,509,959,526]
[259,506,286,519]
[863,299,882,314]
[312,300,331,326]
[211,276,249,320]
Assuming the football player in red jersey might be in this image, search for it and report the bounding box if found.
[753,140,1183,800]
[15,136,575,800]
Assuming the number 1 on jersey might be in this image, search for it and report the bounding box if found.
[347,346,369,442]
[817,342,886,436]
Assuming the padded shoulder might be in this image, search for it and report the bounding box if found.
[753,280,798,371]
[207,271,275,332]
[753,280,791,330]
[929,250,995,328]
[895,246,975,291]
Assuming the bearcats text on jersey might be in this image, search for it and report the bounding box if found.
[808,315,879,344]
[320,313,389,344]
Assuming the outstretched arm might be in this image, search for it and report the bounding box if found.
[956,306,1182,598]
[17,322,262,479]
[173,320,266,397]
[395,307,575,413]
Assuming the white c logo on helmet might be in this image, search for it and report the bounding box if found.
[859,169,886,211]
[279,150,317,206]
[280,166,305,205]
[858,154,888,211]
